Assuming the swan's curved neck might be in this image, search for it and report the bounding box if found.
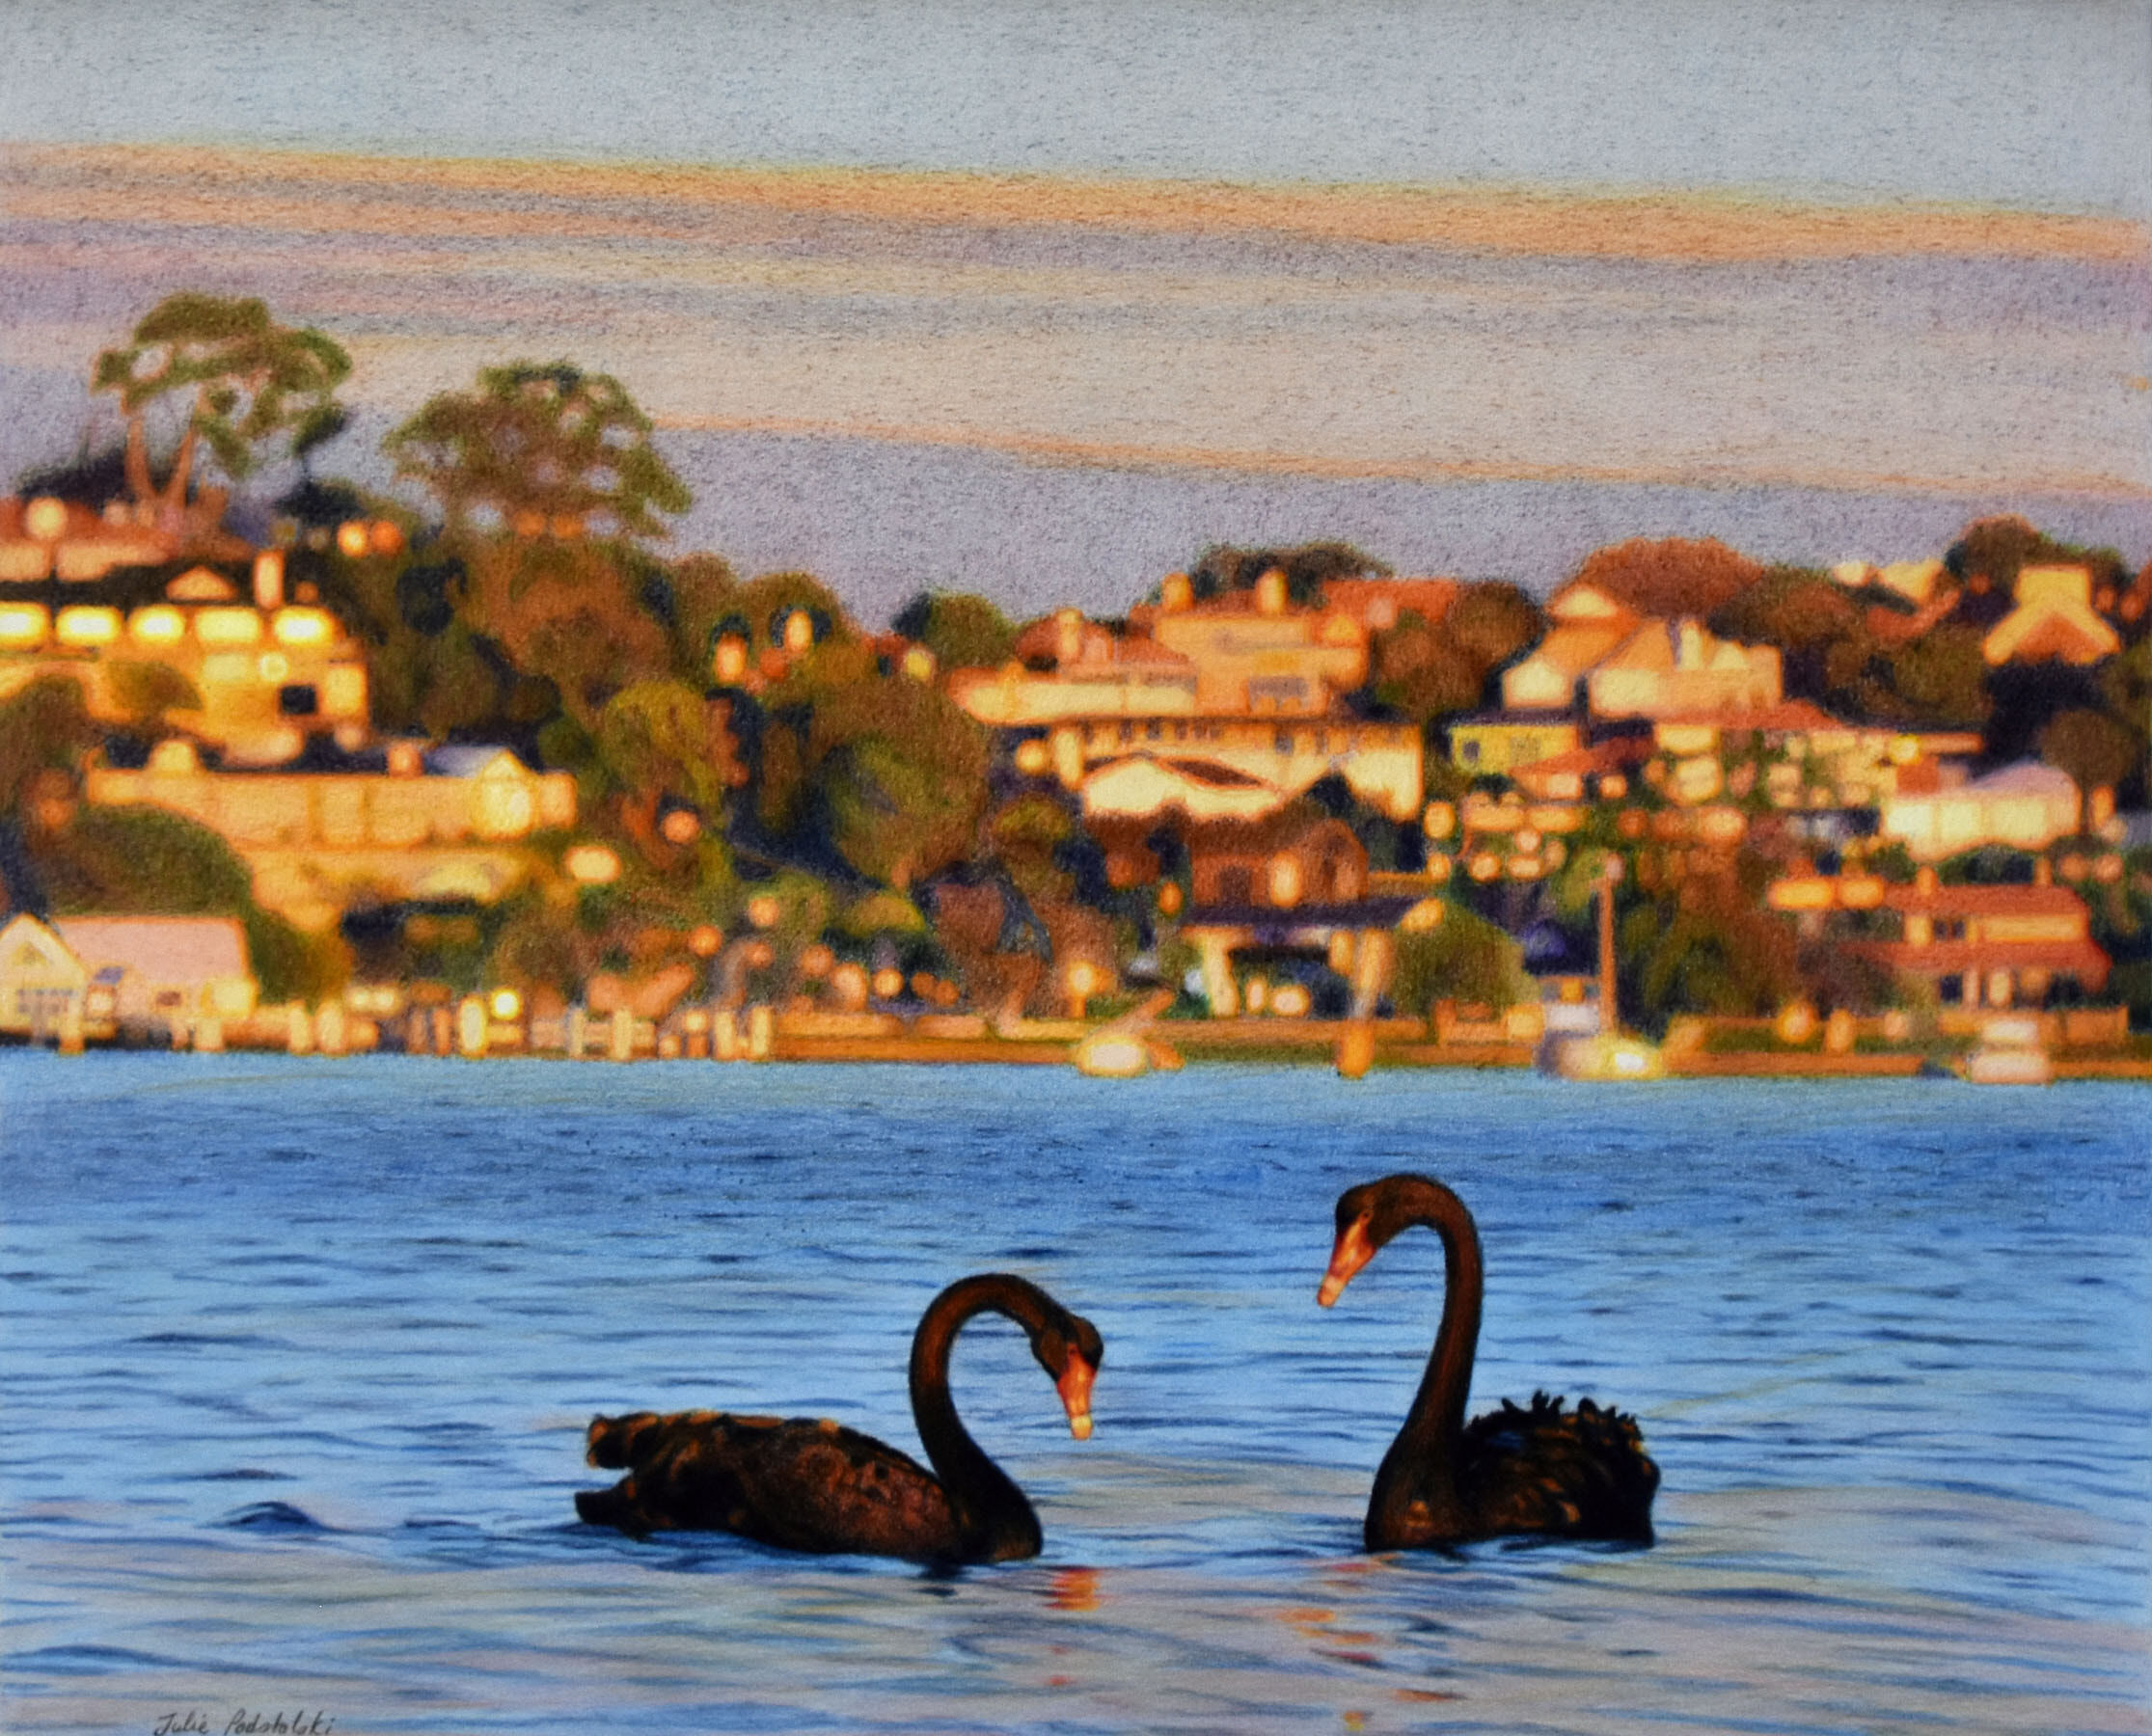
[908,1274,1048,1560]
[1371,1180,1484,1544]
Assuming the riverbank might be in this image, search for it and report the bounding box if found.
[23,1006,2150,1079]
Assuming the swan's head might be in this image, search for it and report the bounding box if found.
[1034,1311,1104,1441]
[1320,1174,1451,1306]
[1319,1187,1380,1307]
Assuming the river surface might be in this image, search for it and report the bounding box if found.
[2,1056,2146,1734]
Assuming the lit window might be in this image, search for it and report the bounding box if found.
[272,608,333,646]
[55,607,122,646]
[196,609,262,645]
[0,605,49,646]
[128,606,185,644]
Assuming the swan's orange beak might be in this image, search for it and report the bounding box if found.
[1319,1217,1376,1307]
[1056,1352,1097,1441]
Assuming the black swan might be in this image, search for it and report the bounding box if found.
[574,1272,1103,1562]
[1318,1173,1658,1550]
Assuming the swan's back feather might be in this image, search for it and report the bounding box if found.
[1457,1392,1659,1543]
[577,1408,962,1558]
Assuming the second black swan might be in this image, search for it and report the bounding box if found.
[1319,1173,1658,1550]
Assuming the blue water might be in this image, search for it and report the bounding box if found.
[3,1056,2147,1733]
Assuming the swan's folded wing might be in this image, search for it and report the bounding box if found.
[1458,1394,1659,1543]
[719,1417,960,1557]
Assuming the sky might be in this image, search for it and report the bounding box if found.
[6,0,2149,213]
[2,2,2147,617]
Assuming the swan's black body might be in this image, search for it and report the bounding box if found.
[574,1273,1102,1563]
[1320,1174,1657,1550]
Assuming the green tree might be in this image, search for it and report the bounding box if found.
[385,361,689,543]
[93,293,351,515]
[0,677,102,818]
[385,363,690,725]
[1184,540,1390,605]
[807,678,990,888]
[1371,583,1546,723]
[893,589,1018,670]
[1568,536,1764,619]
[1390,906,1529,1015]
[2041,708,2140,833]
[1886,624,1991,727]
[595,678,740,867]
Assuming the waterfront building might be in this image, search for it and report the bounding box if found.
[1173,805,1418,1018]
[50,915,258,1038]
[0,913,89,1044]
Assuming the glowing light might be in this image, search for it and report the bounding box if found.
[713,636,749,684]
[746,894,782,930]
[564,844,621,884]
[659,807,702,845]
[336,521,372,558]
[128,606,184,644]
[23,497,68,540]
[900,645,935,681]
[689,925,723,958]
[0,604,50,645]
[55,607,121,646]
[782,610,815,654]
[871,967,905,999]
[196,609,262,645]
[370,521,406,556]
[489,988,522,1021]
[1014,739,1051,775]
[258,652,290,683]
[273,608,333,645]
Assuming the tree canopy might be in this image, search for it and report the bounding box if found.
[1567,536,1764,619]
[93,292,351,512]
[385,361,690,543]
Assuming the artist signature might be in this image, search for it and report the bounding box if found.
[153,1712,335,1736]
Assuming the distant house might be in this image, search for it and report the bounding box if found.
[1846,878,2108,1010]
[1185,808,1370,912]
[1879,761,2082,859]
[0,495,179,583]
[85,742,577,930]
[1500,621,1635,711]
[1080,755,1281,823]
[1981,565,2121,667]
[0,560,370,765]
[1585,619,1782,719]
[50,916,257,1030]
[1172,806,1422,1018]
[1448,714,1582,776]
[0,913,89,1043]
